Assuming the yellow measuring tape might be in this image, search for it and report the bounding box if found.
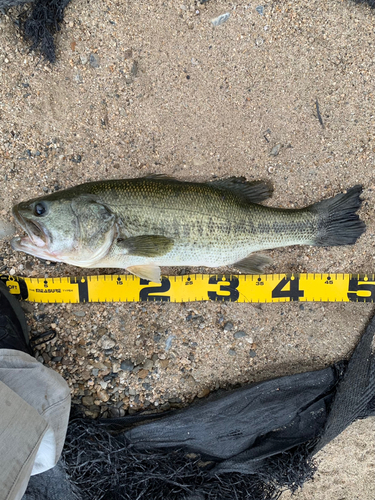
[1,273,375,304]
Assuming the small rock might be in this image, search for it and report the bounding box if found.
[112,362,120,373]
[211,12,230,27]
[168,397,182,404]
[96,390,109,402]
[81,370,91,380]
[76,347,87,357]
[120,359,134,371]
[131,61,138,76]
[89,53,100,68]
[138,369,149,379]
[234,331,247,339]
[73,72,82,83]
[197,388,210,398]
[249,349,257,358]
[109,407,125,418]
[123,48,132,59]
[82,396,94,406]
[255,5,264,15]
[142,359,154,371]
[42,352,51,363]
[159,359,169,369]
[97,327,107,336]
[80,55,88,65]
[73,310,85,317]
[160,402,171,411]
[228,349,236,356]
[93,361,107,370]
[270,144,282,156]
[165,335,175,351]
[84,408,100,418]
[100,335,115,350]
[223,321,234,332]
[92,368,99,377]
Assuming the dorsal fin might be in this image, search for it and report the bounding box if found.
[208,177,273,203]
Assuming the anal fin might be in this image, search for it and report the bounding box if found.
[127,264,161,283]
[233,254,272,274]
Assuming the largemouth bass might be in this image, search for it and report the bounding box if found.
[11,176,365,282]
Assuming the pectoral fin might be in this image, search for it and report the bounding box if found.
[117,235,174,257]
[234,254,272,274]
[127,264,161,283]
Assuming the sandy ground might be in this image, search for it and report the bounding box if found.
[0,0,375,498]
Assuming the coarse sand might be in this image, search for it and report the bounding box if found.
[0,0,374,498]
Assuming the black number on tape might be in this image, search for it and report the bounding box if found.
[139,278,171,302]
[208,275,239,302]
[347,278,375,302]
[272,277,304,301]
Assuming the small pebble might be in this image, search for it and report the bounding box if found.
[142,359,154,370]
[270,144,282,156]
[198,388,210,398]
[100,335,116,350]
[165,335,175,351]
[96,390,109,402]
[211,13,230,27]
[228,349,236,356]
[82,396,94,406]
[109,407,125,418]
[249,349,257,358]
[89,53,100,68]
[120,359,134,371]
[234,331,247,339]
[223,321,234,332]
[73,310,85,317]
[138,369,149,379]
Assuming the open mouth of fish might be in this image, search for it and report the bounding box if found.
[11,213,55,259]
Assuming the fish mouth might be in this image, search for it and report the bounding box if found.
[11,211,53,257]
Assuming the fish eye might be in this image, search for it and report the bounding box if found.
[34,202,47,217]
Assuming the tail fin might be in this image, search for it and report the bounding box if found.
[312,185,365,246]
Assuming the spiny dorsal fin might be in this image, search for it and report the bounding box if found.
[117,235,174,257]
[209,177,273,203]
[234,253,272,274]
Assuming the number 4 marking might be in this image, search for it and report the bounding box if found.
[272,276,304,302]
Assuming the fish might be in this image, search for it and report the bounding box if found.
[11,176,365,283]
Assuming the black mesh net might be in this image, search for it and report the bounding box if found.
[0,0,71,62]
